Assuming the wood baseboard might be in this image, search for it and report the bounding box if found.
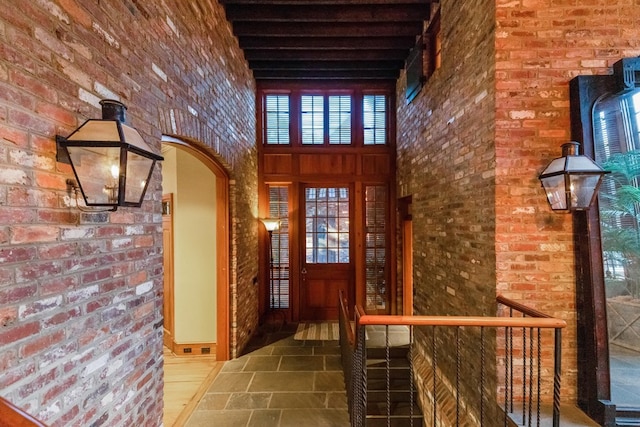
[168,341,217,356]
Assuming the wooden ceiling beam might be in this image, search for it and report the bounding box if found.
[252,69,400,80]
[238,36,416,50]
[242,49,408,61]
[248,60,405,71]
[221,0,432,5]
[231,21,424,37]
[224,4,430,22]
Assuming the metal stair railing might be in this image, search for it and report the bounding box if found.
[339,291,567,427]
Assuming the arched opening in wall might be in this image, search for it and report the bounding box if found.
[161,135,230,361]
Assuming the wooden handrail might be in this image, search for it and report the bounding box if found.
[338,290,355,345]
[497,294,554,319]
[355,306,566,329]
[0,397,47,427]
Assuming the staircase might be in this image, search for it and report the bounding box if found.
[365,341,423,426]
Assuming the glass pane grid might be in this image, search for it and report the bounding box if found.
[305,187,349,263]
[329,95,352,145]
[363,95,387,145]
[265,95,290,145]
[301,95,324,145]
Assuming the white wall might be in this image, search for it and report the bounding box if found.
[162,145,217,343]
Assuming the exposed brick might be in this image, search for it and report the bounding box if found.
[0,320,40,346]
[0,1,256,426]
[20,329,66,358]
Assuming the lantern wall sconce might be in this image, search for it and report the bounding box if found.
[539,141,609,212]
[56,99,163,211]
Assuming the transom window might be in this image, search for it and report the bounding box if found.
[363,95,387,145]
[263,92,388,146]
[301,95,324,145]
[265,94,290,145]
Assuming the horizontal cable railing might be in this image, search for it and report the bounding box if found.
[339,291,567,427]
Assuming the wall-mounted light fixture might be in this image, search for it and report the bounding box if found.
[56,99,163,211]
[260,218,280,309]
[539,141,609,211]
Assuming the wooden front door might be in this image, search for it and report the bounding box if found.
[299,185,354,320]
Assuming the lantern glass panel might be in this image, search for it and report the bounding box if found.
[66,145,121,205]
[541,174,567,210]
[124,151,154,205]
[569,174,602,209]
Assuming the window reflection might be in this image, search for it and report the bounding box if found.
[594,89,640,407]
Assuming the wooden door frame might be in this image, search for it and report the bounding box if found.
[161,135,231,361]
[298,183,356,320]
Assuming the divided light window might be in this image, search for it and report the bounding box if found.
[263,92,387,146]
[301,95,325,145]
[363,95,387,145]
[329,95,352,145]
[265,94,290,145]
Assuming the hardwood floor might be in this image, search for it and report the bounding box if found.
[163,346,220,426]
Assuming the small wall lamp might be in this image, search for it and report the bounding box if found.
[260,218,281,233]
[56,99,163,211]
[539,141,609,211]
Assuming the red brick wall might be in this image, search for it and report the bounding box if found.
[396,0,498,423]
[495,0,640,400]
[0,1,256,425]
[398,0,640,418]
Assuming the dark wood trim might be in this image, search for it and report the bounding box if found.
[0,397,47,427]
[569,75,619,427]
[257,84,398,320]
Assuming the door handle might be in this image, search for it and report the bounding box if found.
[301,267,307,282]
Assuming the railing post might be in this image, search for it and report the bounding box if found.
[553,329,562,427]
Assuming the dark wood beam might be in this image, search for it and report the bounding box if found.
[224,4,431,22]
[248,60,405,70]
[253,69,399,80]
[242,49,409,61]
[221,0,432,4]
[238,36,416,50]
[231,21,424,37]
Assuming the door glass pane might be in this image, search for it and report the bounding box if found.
[305,187,349,263]
[594,90,640,408]
[268,186,289,309]
[365,185,387,312]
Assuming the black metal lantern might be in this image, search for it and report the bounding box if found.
[56,100,163,211]
[539,141,609,211]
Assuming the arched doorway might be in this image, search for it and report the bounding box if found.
[161,135,230,361]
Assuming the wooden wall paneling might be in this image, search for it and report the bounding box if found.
[263,154,293,175]
[362,154,390,176]
[299,153,357,176]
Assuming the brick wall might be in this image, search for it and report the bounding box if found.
[495,0,640,401]
[0,1,256,425]
[396,0,497,423]
[398,0,640,421]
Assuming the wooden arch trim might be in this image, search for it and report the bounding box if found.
[161,134,231,361]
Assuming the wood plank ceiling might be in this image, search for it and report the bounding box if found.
[219,0,435,81]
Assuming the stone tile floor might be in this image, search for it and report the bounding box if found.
[185,322,350,427]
